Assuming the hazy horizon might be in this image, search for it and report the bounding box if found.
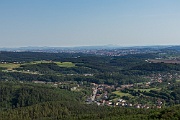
[1,0,180,47]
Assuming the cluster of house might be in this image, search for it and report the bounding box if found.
[99,99,163,109]
[93,97,162,109]
[145,72,180,84]
[87,83,164,109]
[32,80,79,91]
[1,61,20,64]
[32,80,166,109]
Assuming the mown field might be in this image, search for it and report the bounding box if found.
[134,88,161,92]
[54,62,75,67]
[29,61,75,67]
[0,63,20,70]
[112,90,133,97]
[0,61,75,71]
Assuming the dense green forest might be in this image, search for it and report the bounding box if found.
[0,51,180,119]
[0,82,84,109]
[0,81,180,120]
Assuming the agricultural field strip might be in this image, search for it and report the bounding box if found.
[134,88,161,92]
[0,61,75,73]
[0,63,20,70]
[112,91,133,97]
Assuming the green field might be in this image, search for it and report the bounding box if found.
[0,61,75,71]
[55,62,75,67]
[28,61,75,67]
[0,63,20,70]
[112,91,133,97]
[29,61,52,64]
[134,88,161,92]
[176,79,180,82]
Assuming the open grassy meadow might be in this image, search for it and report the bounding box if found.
[0,61,75,71]
[54,62,75,67]
[0,63,20,70]
[112,91,133,97]
[28,61,75,67]
[176,79,180,82]
[134,88,161,92]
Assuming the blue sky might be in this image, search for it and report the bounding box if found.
[0,0,180,47]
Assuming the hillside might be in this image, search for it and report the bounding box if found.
[0,51,180,119]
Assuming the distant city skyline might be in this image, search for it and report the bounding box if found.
[0,0,180,48]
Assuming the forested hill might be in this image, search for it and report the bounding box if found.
[0,81,84,109]
[0,51,89,62]
[0,82,180,120]
[1,51,180,119]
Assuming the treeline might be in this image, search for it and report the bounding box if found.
[16,63,97,74]
[0,82,180,120]
[0,82,84,110]
[1,52,180,91]
[0,71,148,85]
[131,63,180,72]
[2,51,173,75]
[0,51,95,62]
[0,51,150,70]
[1,52,180,85]
[0,99,180,120]
[121,82,180,106]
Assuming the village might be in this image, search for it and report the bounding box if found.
[85,72,180,109]
[5,67,180,110]
[86,83,161,109]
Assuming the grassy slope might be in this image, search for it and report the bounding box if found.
[112,91,133,97]
[0,63,20,70]
[134,88,161,92]
[0,61,75,73]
